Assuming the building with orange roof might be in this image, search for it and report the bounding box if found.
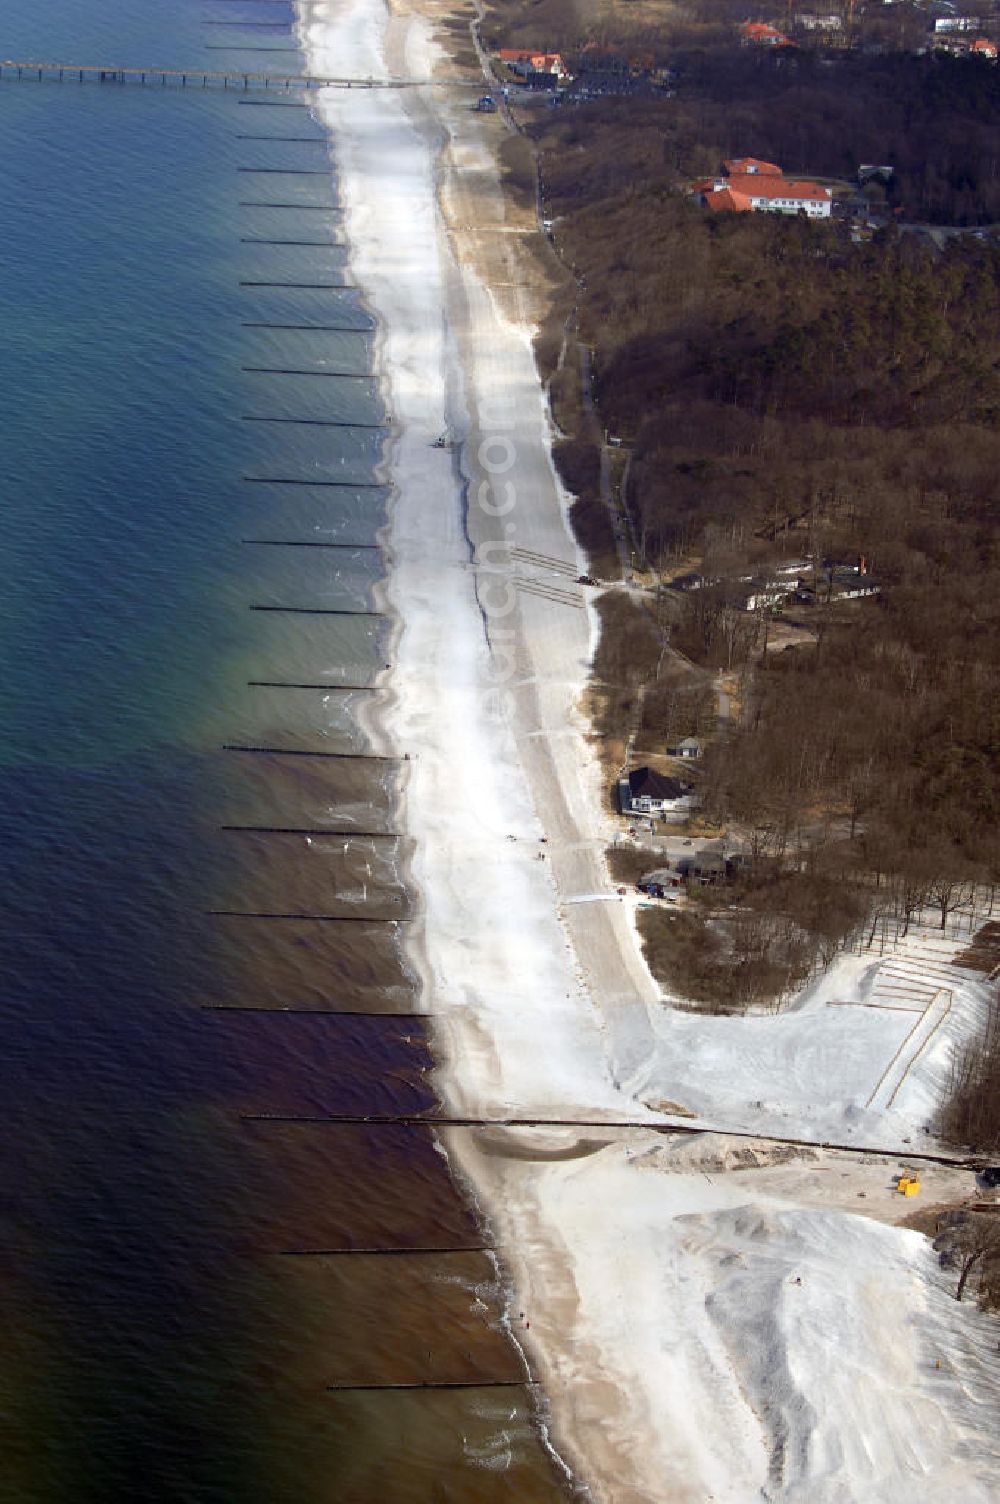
[703,186,755,213]
[970,37,998,58]
[739,20,792,46]
[723,157,783,177]
[692,159,832,217]
[498,48,569,78]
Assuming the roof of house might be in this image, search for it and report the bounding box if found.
[688,853,727,874]
[723,156,783,176]
[740,21,792,43]
[500,48,564,67]
[703,186,754,213]
[971,37,998,53]
[701,176,831,212]
[626,767,690,801]
[727,173,831,201]
[664,851,726,880]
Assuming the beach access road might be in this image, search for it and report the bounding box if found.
[408,0,669,1096]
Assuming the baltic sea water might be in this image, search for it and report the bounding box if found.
[0,2,574,1499]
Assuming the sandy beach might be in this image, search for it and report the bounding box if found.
[298,2,1000,1497]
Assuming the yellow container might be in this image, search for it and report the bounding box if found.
[898,1176,921,1196]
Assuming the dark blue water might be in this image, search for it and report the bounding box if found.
[0,5,574,1499]
[1,0,301,71]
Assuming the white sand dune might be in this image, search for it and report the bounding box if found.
[298,3,1000,1498]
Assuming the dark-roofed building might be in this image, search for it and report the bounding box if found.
[637,867,682,897]
[618,767,694,819]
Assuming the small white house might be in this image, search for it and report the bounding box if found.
[668,737,703,760]
[798,12,843,29]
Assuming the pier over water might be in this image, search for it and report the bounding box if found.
[0,57,479,90]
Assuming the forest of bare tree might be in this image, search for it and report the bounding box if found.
[503,39,1000,1035]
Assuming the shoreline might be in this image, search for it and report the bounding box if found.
[293,1,592,1486]
[295,3,1000,1500]
[295,1,657,1492]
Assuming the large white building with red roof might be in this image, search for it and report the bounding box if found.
[691,158,832,218]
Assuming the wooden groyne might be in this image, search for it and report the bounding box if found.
[0,58,481,92]
[326,1380,534,1392]
[238,1112,989,1168]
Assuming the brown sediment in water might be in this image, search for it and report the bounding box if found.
[204,913,414,1012]
[207,695,573,1496]
[214,753,400,832]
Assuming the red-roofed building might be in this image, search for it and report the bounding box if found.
[704,186,755,213]
[692,159,832,217]
[723,157,782,177]
[971,37,998,58]
[498,48,569,78]
[740,20,792,46]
